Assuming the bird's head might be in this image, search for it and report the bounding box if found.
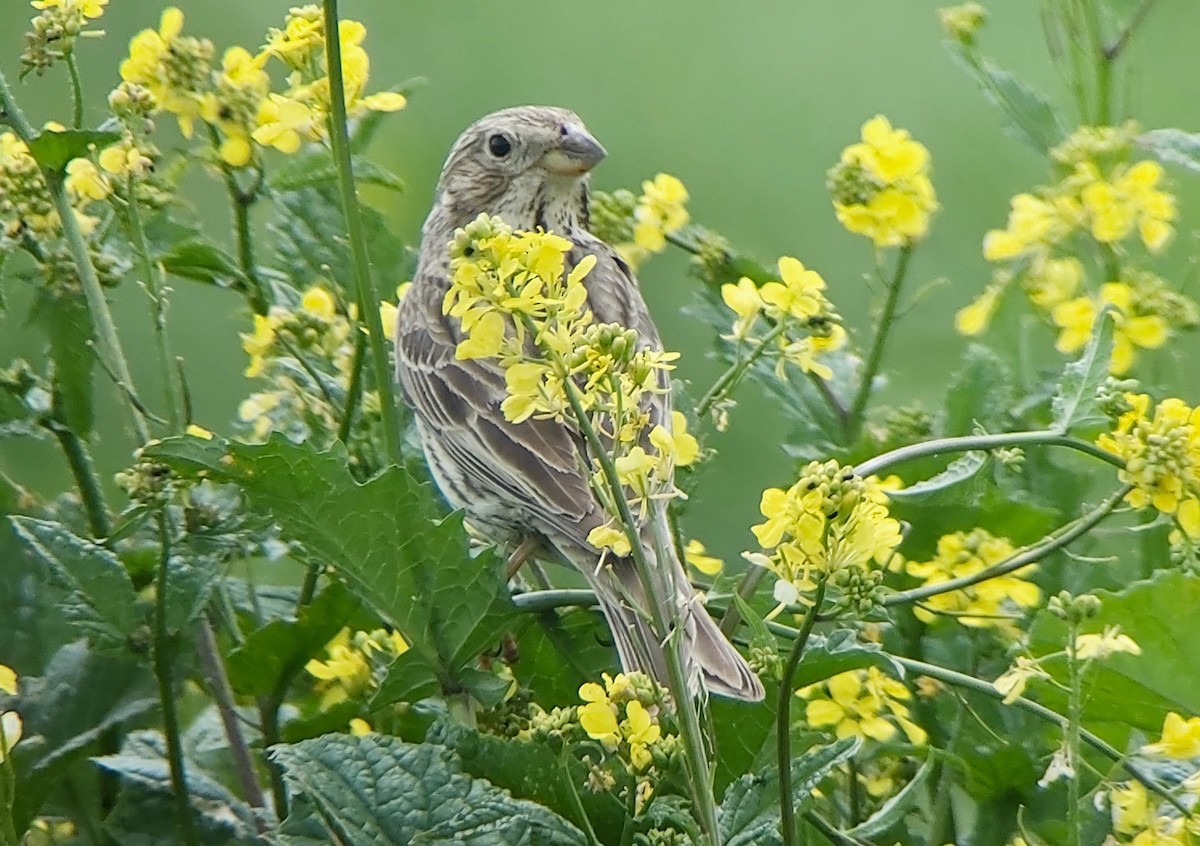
[429,106,606,234]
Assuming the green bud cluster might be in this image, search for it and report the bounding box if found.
[797,459,865,522]
[162,33,214,101]
[587,188,637,247]
[826,159,884,207]
[1050,122,1137,170]
[831,565,886,615]
[882,404,934,443]
[0,148,55,241]
[1097,377,1140,420]
[569,323,640,370]
[1047,590,1101,623]
[638,828,694,846]
[21,5,90,77]
[115,460,175,504]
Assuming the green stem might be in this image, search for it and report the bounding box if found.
[1104,0,1160,61]
[718,566,765,639]
[46,421,111,538]
[337,332,367,444]
[1083,0,1111,123]
[853,429,1123,478]
[66,52,84,129]
[196,618,267,813]
[847,245,912,440]
[696,321,788,419]
[124,181,183,431]
[321,0,403,467]
[153,514,201,846]
[0,66,149,442]
[1066,618,1082,846]
[0,754,17,846]
[560,751,601,846]
[884,485,1130,608]
[777,579,827,846]
[208,127,266,315]
[561,377,721,846]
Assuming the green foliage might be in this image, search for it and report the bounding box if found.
[1051,308,1115,435]
[271,734,588,845]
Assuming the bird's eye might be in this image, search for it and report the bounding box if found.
[487,134,512,158]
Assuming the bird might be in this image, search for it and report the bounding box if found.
[395,106,764,702]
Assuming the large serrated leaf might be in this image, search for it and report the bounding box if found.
[10,517,141,652]
[1138,128,1200,174]
[271,153,406,193]
[718,736,860,846]
[888,451,989,503]
[227,580,361,698]
[948,48,1066,152]
[943,345,1013,437]
[270,735,587,846]
[1050,307,1115,434]
[793,629,905,690]
[141,436,512,693]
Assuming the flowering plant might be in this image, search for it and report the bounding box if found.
[2,3,1200,846]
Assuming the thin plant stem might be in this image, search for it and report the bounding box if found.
[560,752,601,846]
[0,752,17,846]
[46,421,111,538]
[847,245,912,440]
[884,485,1130,607]
[1084,0,1111,123]
[337,332,367,444]
[696,321,787,419]
[66,52,84,129]
[1104,0,1160,60]
[718,566,765,639]
[853,429,1123,478]
[561,377,721,846]
[777,578,827,846]
[207,127,267,315]
[153,514,201,846]
[1066,617,1082,846]
[0,68,150,442]
[321,0,403,467]
[123,180,183,431]
[196,618,267,813]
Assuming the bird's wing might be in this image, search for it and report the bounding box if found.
[397,268,599,541]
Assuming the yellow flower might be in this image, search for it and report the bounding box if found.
[32,0,108,17]
[64,158,110,203]
[587,523,631,557]
[1141,712,1200,759]
[938,3,986,43]
[0,710,22,762]
[301,286,337,320]
[0,664,17,696]
[1080,160,1175,252]
[906,530,1040,636]
[954,286,1000,336]
[185,424,214,440]
[831,115,938,247]
[1097,393,1200,527]
[379,300,399,342]
[721,277,763,340]
[1025,256,1083,309]
[800,668,926,745]
[578,683,620,748]
[1074,625,1141,661]
[120,8,214,138]
[684,539,723,576]
[983,193,1078,262]
[348,718,372,736]
[760,257,827,322]
[98,142,151,178]
[1052,282,1168,375]
[633,173,689,253]
[992,656,1049,704]
[200,47,271,167]
[252,93,318,154]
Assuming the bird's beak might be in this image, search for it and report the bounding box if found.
[541,125,607,176]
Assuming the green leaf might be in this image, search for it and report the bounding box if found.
[227,580,361,698]
[844,751,935,838]
[718,736,860,846]
[888,451,989,503]
[948,48,1066,152]
[30,286,95,435]
[10,641,157,831]
[25,129,121,176]
[372,648,442,706]
[271,154,406,193]
[162,552,218,635]
[1138,128,1200,174]
[270,734,587,846]
[507,606,616,705]
[1050,306,1115,434]
[269,185,411,297]
[943,344,1014,437]
[159,237,250,290]
[10,517,141,652]
[1027,570,1200,738]
[96,730,264,845]
[142,435,513,693]
[793,629,905,690]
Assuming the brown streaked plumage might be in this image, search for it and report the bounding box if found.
[396,106,763,701]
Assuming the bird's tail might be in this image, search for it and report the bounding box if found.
[580,521,764,702]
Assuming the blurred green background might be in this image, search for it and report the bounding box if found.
[2,0,1199,566]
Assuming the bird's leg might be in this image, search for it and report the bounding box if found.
[505,534,544,580]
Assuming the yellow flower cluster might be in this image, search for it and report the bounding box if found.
[798,667,927,746]
[0,128,106,242]
[443,214,699,557]
[118,6,404,168]
[0,662,22,764]
[1098,393,1200,537]
[721,256,846,380]
[747,460,903,610]
[620,173,690,267]
[577,672,667,772]
[828,115,938,248]
[906,529,1041,637]
[238,284,400,443]
[305,627,408,709]
[1107,779,1196,846]
[992,624,1139,704]
[961,125,1196,374]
